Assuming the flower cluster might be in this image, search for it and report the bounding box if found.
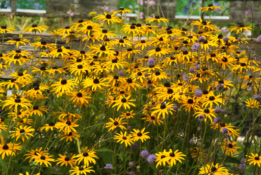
[0,4,260,175]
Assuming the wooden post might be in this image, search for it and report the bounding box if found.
[201,0,205,20]
[10,0,17,15]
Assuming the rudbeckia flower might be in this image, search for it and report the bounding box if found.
[114,131,133,147]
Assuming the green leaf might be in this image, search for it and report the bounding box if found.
[0,158,7,171]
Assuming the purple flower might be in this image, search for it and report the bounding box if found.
[182,74,189,81]
[255,22,259,26]
[240,158,246,164]
[223,37,229,42]
[257,35,261,43]
[254,94,260,100]
[221,109,227,113]
[213,117,220,124]
[129,171,135,175]
[195,65,200,70]
[189,67,195,73]
[128,161,134,167]
[245,9,251,15]
[146,154,156,164]
[104,164,113,169]
[147,58,155,66]
[239,164,246,170]
[214,107,221,113]
[192,43,200,51]
[173,105,178,110]
[141,150,149,158]
[34,3,40,9]
[221,128,228,134]
[119,70,124,76]
[195,89,203,97]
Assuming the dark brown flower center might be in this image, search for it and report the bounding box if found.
[83,152,89,157]
[188,99,193,104]
[3,144,9,150]
[61,79,67,85]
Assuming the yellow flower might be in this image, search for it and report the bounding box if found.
[73,147,98,166]
[10,125,35,142]
[114,131,133,147]
[245,98,260,109]
[198,3,222,13]
[199,163,229,174]
[131,128,150,143]
[24,24,48,33]
[0,137,22,159]
[33,152,55,167]
[112,96,136,111]
[69,165,95,175]
[247,153,261,167]
[105,117,127,131]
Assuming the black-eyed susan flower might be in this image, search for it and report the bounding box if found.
[40,122,57,132]
[194,107,217,122]
[245,98,260,109]
[33,152,55,167]
[198,4,222,13]
[2,95,32,112]
[6,37,30,48]
[247,153,261,167]
[230,24,252,34]
[69,90,91,108]
[60,131,80,142]
[73,147,98,166]
[221,140,240,157]
[145,15,169,23]
[94,12,121,25]
[151,102,174,119]
[105,117,127,131]
[114,131,133,147]
[131,128,150,143]
[10,125,35,142]
[166,149,186,167]
[0,137,22,159]
[0,25,15,33]
[155,149,170,168]
[83,77,107,91]
[56,118,79,135]
[24,24,48,33]
[69,165,95,175]
[56,154,76,167]
[199,163,229,174]
[112,96,136,111]
[51,78,74,97]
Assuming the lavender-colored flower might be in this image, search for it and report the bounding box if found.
[146,154,156,164]
[221,109,227,113]
[189,67,195,73]
[213,117,220,124]
[223,36,229,42]
[129,171,135,175]
[131,142,138,149]
[147,58,155,66]
[197,115,205,122]
[245,9,251,15]
[222,29,229,33]
[195,89,203,97]
[254,94,260,100]
[147,0,156,6]
[247,87,252,92]
[34,3,41,9]
[255,22,259,26]
[221,128,228,134]
[138,0,144,5]
[119,70,124,76]
[198,36,205,42]
[104,164,113,169]
[257,35,261,43]
[194,63,198,66]
[214,107,221,113]
[173,105,178,110]
[195,65,200,70]
[141,150,149,158]
[182,74,189,81]
[240,158,246,164]
[192,43,200,51]
[238,164,246,171]
[129,161,134,167]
